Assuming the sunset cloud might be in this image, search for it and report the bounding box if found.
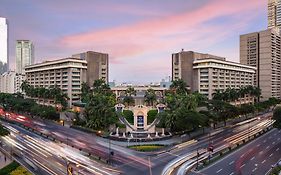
[0,0,266,82]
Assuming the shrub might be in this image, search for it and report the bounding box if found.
[147,110,158,124]
[10,166,32,175]
[0,161,19,175]
[123,110,134,124]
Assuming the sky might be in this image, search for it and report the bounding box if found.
[0,0,267,83]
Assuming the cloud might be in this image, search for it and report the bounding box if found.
[59,0,264,64]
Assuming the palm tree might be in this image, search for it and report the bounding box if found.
[125,86,136,97]
[213,89,223,100]
[170,79,189,95]
[144,88,157,106]
[123,87,136,106]
[20,80,31,96]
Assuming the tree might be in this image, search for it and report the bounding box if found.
[84,79,117,130]
[170,79,189,95]
[273,106,281,129]
[144,88,157,106]
[92,79,111,95]
[208,100,239,126]
[123,86,136,106]
[212,89,223,101]
[81,82,91,103]
[0,124,9,136]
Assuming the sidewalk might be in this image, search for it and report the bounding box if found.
[0,151,11,169]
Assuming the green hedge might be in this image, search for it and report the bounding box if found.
[0,124,9,136]
[128,144,165,152]
[0,161,20,175]
[10,166,32,175]
[123,110,134,124]
[147,110,158,124]
[269,165,281,175]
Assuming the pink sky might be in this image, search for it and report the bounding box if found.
[1,0,267,83]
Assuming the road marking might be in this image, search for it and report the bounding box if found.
[269,153,273,157]
[229,172,234,175]
[240,164,245,168]
[165,152,180,157]
[257,144,260,147]
[229,161,234,165]
[262,160,266,164]
[263,140,266,143]
[250,157,255,161]
[241,154,244,158]
[266,146,270,149]
[272,142,275,145]
[252,168,257,172]
[216,169,223,173]
[276,148,280,151]
[259,151,263,154]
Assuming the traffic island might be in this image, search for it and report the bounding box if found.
[128,144,165,152]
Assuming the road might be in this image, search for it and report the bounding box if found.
[0,109,275,175]
[1,121,121,175]
[199,128,281,175]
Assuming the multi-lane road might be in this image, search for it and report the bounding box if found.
[1,121,121,175]
[0,109,277,175]
[199,128,281,175]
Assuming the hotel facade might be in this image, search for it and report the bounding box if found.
[25,58,87,106]
[172,51,256,99]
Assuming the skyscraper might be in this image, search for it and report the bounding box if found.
[268,0,281,29]
[72,51,109,85]
[16,40,34,74]
[0,17,8,74]
[240,28,281,100]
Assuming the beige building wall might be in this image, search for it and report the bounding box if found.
[240,28,281,100]
[268,0,278,28]
[72,51,109,86]
[172,50,225,91]
[25,58,87,107]
[172,50,256,99]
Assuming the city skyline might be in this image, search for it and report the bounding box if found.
[0,0,266,83]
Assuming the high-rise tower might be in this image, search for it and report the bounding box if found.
[240,28,281,100]
[0,17,8,74]
[268,0,281,29]
[16,40,34,74]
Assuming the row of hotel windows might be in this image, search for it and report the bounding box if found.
[27,71,81,77]
[25,62,87,71]
[195,63,253,71]
[200,68,254,74]
[200,80,252,84]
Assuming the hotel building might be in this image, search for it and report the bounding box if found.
[240,28,281,100]
[72,51,109,85]
[25,58,87,106]
[172,51,256,99]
